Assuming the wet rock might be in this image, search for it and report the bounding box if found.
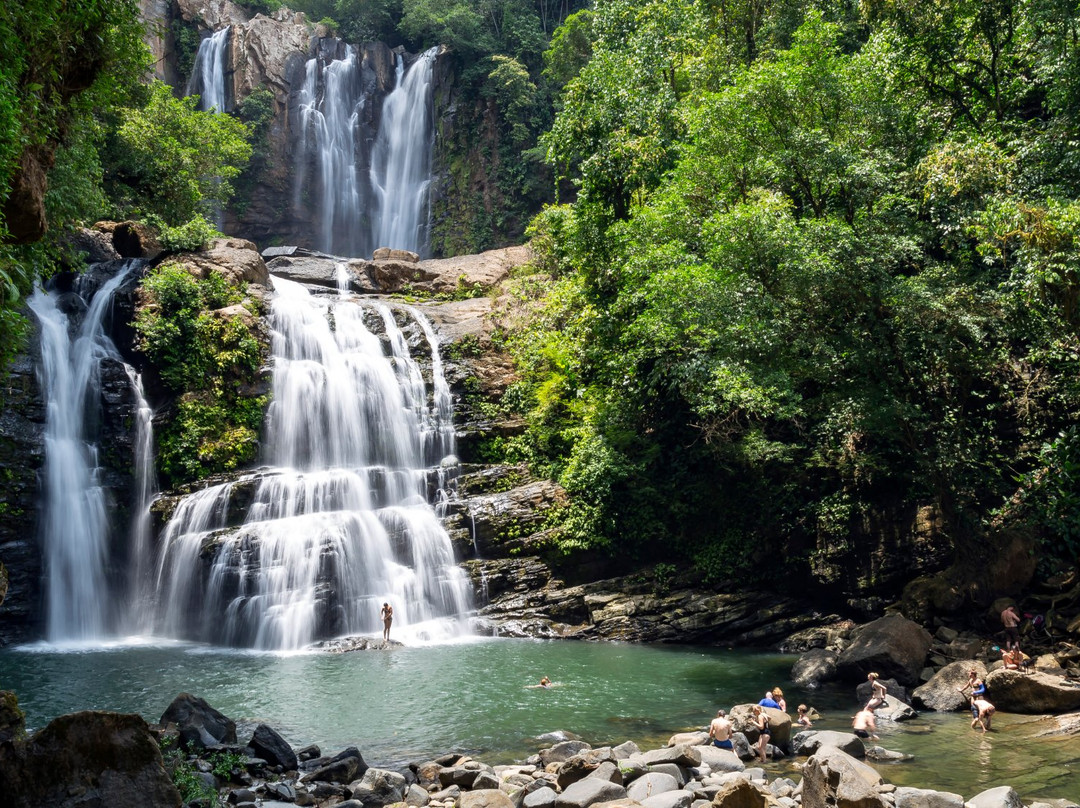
[983,669,1080,713]
[160,693,237,749]
[864,746,911,762]
[303,746,368,784]
[248,723,298,771]
[869,694,918,722]
[836,614,933,686]
[0,690,26,743]
[792,649,839,688]
[911,660,988,711]
[0,710,180,808]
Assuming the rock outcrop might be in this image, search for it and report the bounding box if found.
[835,614,933,686]
[912,660,988,711]
[983,669,1080,713]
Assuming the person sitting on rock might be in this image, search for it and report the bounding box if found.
[771,687,787,712]
[852,708,879,740]
[708,709,733,749]
[971,698,995,732]
[1002,647,1022,670]
[865,672,887,710]
[751,704,771,762]
[797,704,812,728]
[758,691,780,709]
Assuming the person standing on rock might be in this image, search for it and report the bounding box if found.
[1001,604,1021,651]
[381,602,393,641]
[865,672,887,710]
[708,709,734,749]
[751,704,771,762]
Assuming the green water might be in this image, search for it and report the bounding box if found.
[0,638,1077,802]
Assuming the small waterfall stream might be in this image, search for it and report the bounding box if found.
[28,261,147,642]
[187,28,230,113]
[154,277,472,650]
[369,47,438,256]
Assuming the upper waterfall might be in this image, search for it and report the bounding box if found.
[187,28,230,113]
[292,45,438,258]
[153,277,471,650]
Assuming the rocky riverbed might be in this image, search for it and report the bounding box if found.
[1,687,1078,808]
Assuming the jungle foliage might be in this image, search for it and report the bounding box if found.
[501,0,1080,583]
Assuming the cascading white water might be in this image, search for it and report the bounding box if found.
[187,28,230,113]
[122,366,157,631]
[154,277,471,649]
[28,262,143,642]
[369,47,438,256]
[294,48,368,257]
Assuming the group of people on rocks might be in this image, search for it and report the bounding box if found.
[706,687,816,764]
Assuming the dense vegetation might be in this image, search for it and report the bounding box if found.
[498,0,1080,593]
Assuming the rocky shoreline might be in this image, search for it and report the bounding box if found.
[1,686,1078,808]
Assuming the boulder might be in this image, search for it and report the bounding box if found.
[626,772,681,802]
[618,758,649,783]
[692,746,745,773]
[640,791,693,808]
[160,693,237,749]
[525,787,559,808]
[539,741,593,767]
[729,706,791,749]
[800,746,886,808]
[791,731,865,759]
[248,723,298,770]
[476,771,501,790]
[373,247,421,262]
[792,649,840,688]
[836,614,933,686]
[179,237,271,287]
[112,220,162,259]
[710,778,772,808]
[586,761,623,785]
[869,695,918,722]
[406,783,432,806]
[911,661,988,712]
[557,756,601,790]
[462,790,518,808]
[894,787,962,808]
[555,777,627,808]
[0,690,26,743]
[349,768,407,807]
[855,679,910,707]
[984,669,1080,713]
[966,786,1024,808]
[864,746,911,762]
[647,763,687,787]
[669,731,709,747]
[613,741,642,759]
[638,744,702,768]
[0,710,180,808]
[304,747,368,784]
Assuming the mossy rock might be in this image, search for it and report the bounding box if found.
[0,690,26,743]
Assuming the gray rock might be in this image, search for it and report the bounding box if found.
[645,763,686,786]
[586,761,622,785]
[966,786,1024,808]
[984,669,1080,713]
[613,741,641,760]
[691,746,745,773]
[304,747,368,785]
[639,791,693,808]
[791,730,866,758]
[865,746,912,762]
[836,614,933,686]
[348,767,407,808]
[475,772,501,790]
[637,745,701,768]
[430,785,462,803]
[801,746,887,808]
[667,731,708,747]
[539,741,593,767]
[626,772,680,802]
[856,678,911,708]
[265,781,297,801]
[792,649,840,688]
[555,778,628,808]
[461,789,517,808]
[524,787,558,808]
[406,783,432,806]
[872,695,918,722]
[618,758,649,783]
[894,786,963,808]
[160,692,238,749]
[912,661,988,712]
[710,778,772,808]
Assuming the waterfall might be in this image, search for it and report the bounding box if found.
[154,277,472,649]
[28,261,144,642]
[187,28,230,113]
[293,47,368,258]
[122,366,157,631]
[292,45,438,258]
[369,47,438,256]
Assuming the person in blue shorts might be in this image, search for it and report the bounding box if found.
[708,709,733,749]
